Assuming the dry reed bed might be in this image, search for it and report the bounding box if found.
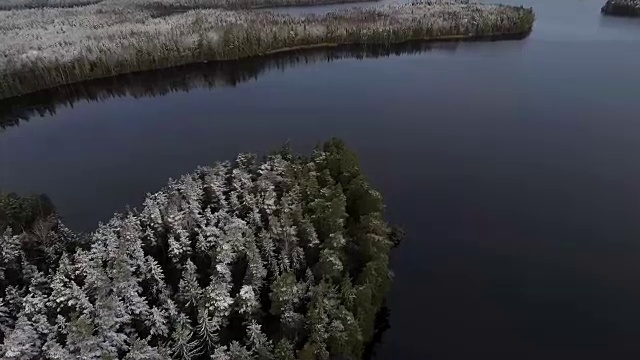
[0,1,534,100]
[601,0,640,16]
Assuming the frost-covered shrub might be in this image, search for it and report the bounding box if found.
[0,139,397,359]
[0,1,534,99]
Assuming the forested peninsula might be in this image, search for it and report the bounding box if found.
[0,0,535,100]
[0,140,403,359]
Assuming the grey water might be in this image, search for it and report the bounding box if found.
[2,0,640,358]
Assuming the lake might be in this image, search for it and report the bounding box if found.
[2,0,640,358]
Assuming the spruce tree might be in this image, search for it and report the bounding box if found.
[0,140,397,359]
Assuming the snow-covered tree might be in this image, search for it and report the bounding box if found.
[228,341,252,360]
[1,315,41,359]
[170,314,200,360]
[269,273,300,316]
[124,336,165,360]
[273,338,295,360]
[195,307,219,353]
[0,139,396,360]
[236,285,259,316]
[210,345,230,360]
[178,259,203,308]
[245,321,273,360]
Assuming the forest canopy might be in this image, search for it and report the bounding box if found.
[0,139,397,359]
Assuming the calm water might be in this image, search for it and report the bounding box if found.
[2,0,640,358]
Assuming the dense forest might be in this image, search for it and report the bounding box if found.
[0,139,400,359]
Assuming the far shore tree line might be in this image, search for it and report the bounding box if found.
[0,0,535,100]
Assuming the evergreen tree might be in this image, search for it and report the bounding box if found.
[245,321,273,360]
[170,314,200,360]
[124,336,165,360]
[273,339,295,360]
[195,307,218,353]
[178,259,203,308]
[0,140,396,359]
[1,315,42,359]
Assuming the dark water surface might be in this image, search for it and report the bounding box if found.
[2,0,640,358]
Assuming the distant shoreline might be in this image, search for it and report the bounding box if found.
[1,31,532,103]
[601,0,640,16]
[261,32,531,55]
[0,1,535,100]
[0,0,382,11]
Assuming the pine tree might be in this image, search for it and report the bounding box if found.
[318,249,343,279]
[273,338,295,360]
[195,307,218,354]
[202,270,233,332]
[178,259,203,308]
[210,345,230,360]
[124,336,165,360]
[243,240,267,291]
[245,321,273,360]
[228,341,252,360]
[146,306,169,337]
[229,154,257,216]
[0,298,12,334]
[1,315,41,359]
[203,162,231,211]
[2,266,53,359]
[237,285,259,316]
[64,315,101,358]
[0,228,22,274]
[269,272,300,316]
[170,314,200,360]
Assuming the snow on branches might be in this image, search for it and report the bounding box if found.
[0,139,395,359]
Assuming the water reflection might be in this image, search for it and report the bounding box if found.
[0,41,468,129]
[598,12,640,29]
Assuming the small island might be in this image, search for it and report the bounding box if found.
[0,0,535,100]
[0,140,401,358]
[602,0,640,16]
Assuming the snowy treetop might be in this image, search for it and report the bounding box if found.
[0,139,396,359]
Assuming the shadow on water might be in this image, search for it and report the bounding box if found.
[0,35,527,129]
[365,304,392,360]
[598,12,640,28]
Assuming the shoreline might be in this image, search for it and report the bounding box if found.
[0,1,535,100]
[261,32,531,55]
[0,41,470,127]
[140,0,383,12]
[0,31,531,102]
